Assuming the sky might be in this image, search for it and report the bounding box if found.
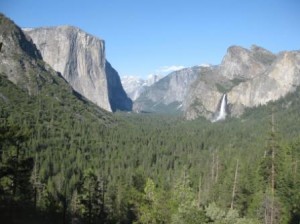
[1,0,299,78]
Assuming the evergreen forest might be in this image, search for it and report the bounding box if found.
[0,11,300,224]
[1,71,300,224]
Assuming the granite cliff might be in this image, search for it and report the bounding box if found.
[0,14,47,95]
[11,18,298,118]
[24,26,132,112]
[0,13,111,122]
[184,45,300,120]
[133,66,200,113]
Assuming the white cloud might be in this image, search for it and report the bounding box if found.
[157,65,185,73]
[121,65,185,81]
[198,63,212,67]
[121,75,141,79]
[143,65,185,81]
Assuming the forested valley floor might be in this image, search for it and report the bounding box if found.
[1,74,300,223]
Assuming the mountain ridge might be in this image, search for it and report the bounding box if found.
[133,66,202,113]
[130,44,300,120]
[0,13,114,124]
[164,44,300,120]
[3,12,299,121]
[121,74,164,101]
[24,25,132,112]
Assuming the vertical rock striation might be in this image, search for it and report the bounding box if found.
[133,66,200,113]
[24,26,132,112]
[184,45,300,120]
[0,14,53,95]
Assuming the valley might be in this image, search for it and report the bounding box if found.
[0,12,300,224]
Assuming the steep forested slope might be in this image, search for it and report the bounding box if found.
[1,72,300,223]
[1,13,300,224]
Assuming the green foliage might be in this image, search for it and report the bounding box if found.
[215,78,245,93]
[77,170,107,223]
[206,203,260,224]
[1,71,300,223]
[206,202,227,222]
[0,123,35,222]
[216,83,229,93]
[170,170,206,224]
[135,178,170,224]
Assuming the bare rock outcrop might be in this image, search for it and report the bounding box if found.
[24,26,132,112]
[184,46,300,120]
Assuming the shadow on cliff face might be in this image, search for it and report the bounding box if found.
[105,61,132,112]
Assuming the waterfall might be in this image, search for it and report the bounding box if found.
[213,94,227,122]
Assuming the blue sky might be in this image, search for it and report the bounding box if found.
[1,0,299,78]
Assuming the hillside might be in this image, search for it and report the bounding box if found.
[2,72,300,223]
[1,13,300,224]
[0,13,113,124]
[24,25,132,112]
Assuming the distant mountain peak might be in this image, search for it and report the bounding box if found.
[132,66,201,113]
[121,74,165,101]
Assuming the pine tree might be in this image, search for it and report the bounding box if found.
[0,123,34,221]
[259,109,282,224]
[77,170,107,224]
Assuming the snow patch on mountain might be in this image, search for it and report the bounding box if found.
[121,74,164,101]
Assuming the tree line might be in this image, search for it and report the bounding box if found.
[1,74,300,223]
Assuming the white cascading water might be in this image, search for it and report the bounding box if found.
[213,94,227,122]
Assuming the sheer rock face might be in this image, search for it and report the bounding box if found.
[133,66,200,113]
[0,14,58,95]
[219,45,276,80]
[24,26,132,112]
[183,67,225,120]
[184,46,300,120]
[228,51,300,116]
[132,45,300,118]
[105,61,132,111]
